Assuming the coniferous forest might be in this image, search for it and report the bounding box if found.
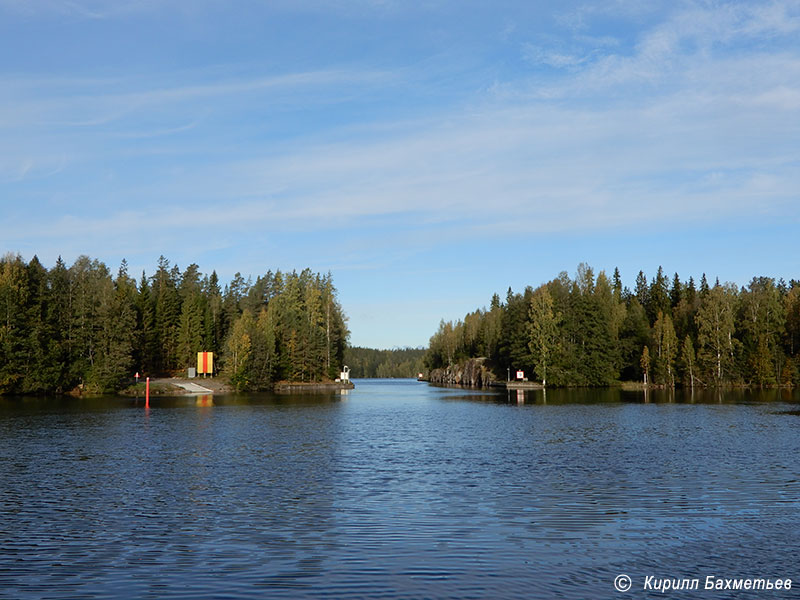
[0,254,348,394]
[344,347,426,379]
[425,264,800,388]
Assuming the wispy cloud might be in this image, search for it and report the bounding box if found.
[3,1,799,274]
[0,0,161,19]
[531,1,800,93]
[2,0,798,347]
[0,68,393,127]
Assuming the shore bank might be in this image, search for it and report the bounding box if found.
[120,377,235,396]
[274,381,355,394]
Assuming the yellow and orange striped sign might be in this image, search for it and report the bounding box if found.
[197,352,214,375]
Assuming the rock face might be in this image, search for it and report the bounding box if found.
[429,358,497,388]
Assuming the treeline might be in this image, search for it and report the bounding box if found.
[345,347,425,378]
[0,253,348,394]
[426,264,800,388]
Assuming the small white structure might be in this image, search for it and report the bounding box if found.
[340,365,351,382]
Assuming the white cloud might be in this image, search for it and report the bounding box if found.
[529,0,800,96]
[2,1,799,269]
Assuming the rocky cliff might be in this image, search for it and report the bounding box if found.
[429,358,497,388]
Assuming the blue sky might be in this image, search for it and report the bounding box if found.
[1,0,798,349]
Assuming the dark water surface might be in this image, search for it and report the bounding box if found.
[1,381,799,599]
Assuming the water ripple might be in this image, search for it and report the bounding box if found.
[1,384,798,599]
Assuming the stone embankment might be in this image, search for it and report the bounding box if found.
[429,358,497,388]
[274,381,355,393]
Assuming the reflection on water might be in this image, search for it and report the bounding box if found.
[195,394,214,407]
[0,380,799,599]
[465,385,800,406]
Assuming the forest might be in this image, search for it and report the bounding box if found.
[0,253,349,394]
[425,264,800,388]
[344,346,425,378]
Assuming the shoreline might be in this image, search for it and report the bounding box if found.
[274,381,355,394]
[424,379,795,392]
[119,377,235,397]
[120,377,355,396]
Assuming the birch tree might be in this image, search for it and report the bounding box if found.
[528,286,560,387]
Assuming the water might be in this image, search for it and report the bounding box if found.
[1,381,799,599]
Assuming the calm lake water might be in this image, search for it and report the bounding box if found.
[1,380,799,599]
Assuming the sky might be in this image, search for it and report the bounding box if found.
[1,0,799,349]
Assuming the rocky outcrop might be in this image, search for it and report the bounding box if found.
[429,358,497,388]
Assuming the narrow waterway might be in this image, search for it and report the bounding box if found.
[1,381,798,599]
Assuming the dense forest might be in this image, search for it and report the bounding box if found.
[426,264,800,388]
[0,253,348,394]
[345,347,425,378]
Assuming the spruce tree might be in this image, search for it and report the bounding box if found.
[670,273,682,308]
[612,267,623,301]
[648,266,671,322]
[90,264,136,392]
[635,270,648,307]
[136,271,158,375]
